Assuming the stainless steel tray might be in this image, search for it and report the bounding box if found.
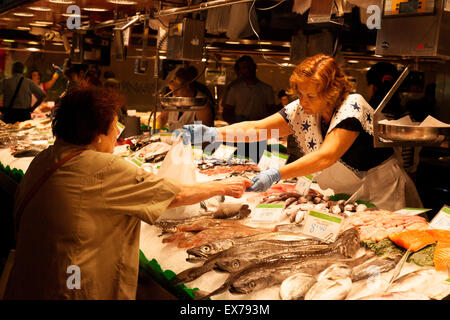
[160,97,207,108]
[377,123,450,142]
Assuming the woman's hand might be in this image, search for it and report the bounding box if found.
[217,177,253,198]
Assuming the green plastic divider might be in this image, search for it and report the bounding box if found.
[0,162,25,183]
[139,250,199,300]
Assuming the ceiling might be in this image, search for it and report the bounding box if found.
[0,0,441,67]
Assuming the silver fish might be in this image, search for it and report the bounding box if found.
[279,273,317,300]
[305,263,353,300]
[176,228,360,284]
[351,253,403,282]
[200,253,374,299]
[186,232,314,260]
[176,241,329,284]
[317,263,352,282]
[389,269,435,293]
[304,277,352,300]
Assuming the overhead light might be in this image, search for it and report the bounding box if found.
[52,42,64,46]
[258,48,271,52]
[13,12,35,17]
[34,21,53,25]
[28,41,40,45]
[30,22,51,27]
[49,0,75,4]
[159,55,167,59]
[26,47,40,52]
[282,57,290,61]
[259,41,272,45]
[373,54,383,57]
[107,0,137,4]
[348,60,360,64]
[61,13,88,18]
[17,26,31,31]
[28,6,51,11]
[83,7,109,12]
[2,39,15,43]
[225,41,240,45]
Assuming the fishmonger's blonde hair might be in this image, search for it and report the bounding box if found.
[289,54,352,112]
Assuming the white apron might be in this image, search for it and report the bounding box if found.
[284,94,422,211]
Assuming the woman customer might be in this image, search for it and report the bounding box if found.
[4,87,251,300]
[181,54,422,211]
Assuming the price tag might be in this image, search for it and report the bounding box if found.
[394,208,432,216]
[302,210,344,242]
[116,121,125,138]
[270,151,289,169]
[212,144,237,161]
[250,204,284,223]
[430,206,450,230]
[192,146,204,161]
[127,157,144,168]
[295,174,314,195]
[159,132,175,144]
[257,150,273,171]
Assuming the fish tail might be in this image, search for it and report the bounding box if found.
[171,262,215,284]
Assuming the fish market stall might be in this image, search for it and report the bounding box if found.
[1,118,449,300]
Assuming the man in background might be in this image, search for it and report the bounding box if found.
[1,61,45,123]
[222,55,276,124]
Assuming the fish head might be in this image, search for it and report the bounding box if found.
[187,244,215,259]
[334,228,361,258]
[215,258,247,273]
[229,274,271,294]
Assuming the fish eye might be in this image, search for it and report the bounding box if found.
[201,245,210,252]
[232,260,240,269]
[249,281,256,288]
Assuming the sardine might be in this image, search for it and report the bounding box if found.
[351,253,403,282]
[279,273,317,300]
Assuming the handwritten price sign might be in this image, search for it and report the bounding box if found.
[302,210,343,242]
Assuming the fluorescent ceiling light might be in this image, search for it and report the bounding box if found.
[61,13,88,18]
[107,0,137,4]
[348,60,359,64]
[83,7,109,12]
[259,41,272,45]
[49,0,75,4]
[28,6,51,11]
[13,12,35,17]
[225,41,240,45]
[17,26,31,31]
[3,39,15,43]
[27,47,40,52]
[28,41,40,45]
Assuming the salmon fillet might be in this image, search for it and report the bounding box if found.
[388,230,436,252]
[425,229,450,243]
[434,242,450,272]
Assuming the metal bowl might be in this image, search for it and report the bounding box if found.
[377,123,450,142]
[160,97,207,108]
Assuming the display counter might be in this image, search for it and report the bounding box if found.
[1,117,449,301]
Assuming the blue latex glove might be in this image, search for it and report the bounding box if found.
[53,64,63,75]
[247,168,281,192]
[180,124,218,145]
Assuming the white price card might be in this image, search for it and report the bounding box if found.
[250,204,284,223]
[257,150,273,171]
[394,208,432,216]
[270,151,289,169]
[116,121,125,138]
[430,206,450,230]
[212,144,237,161]
[127,157,144,168]
[295,174,314,195]
[302,210,344,243]
[159,132,175,144]
[192,146,204,161]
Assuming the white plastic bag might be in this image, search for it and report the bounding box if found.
[157,138,198,219]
